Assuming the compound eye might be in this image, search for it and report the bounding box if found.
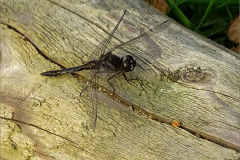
[123,60,131,72]
[123,59,136,72]
[126,55,133,60]
[122,55,136,72]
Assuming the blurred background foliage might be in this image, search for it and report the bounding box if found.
[143,0,239,53]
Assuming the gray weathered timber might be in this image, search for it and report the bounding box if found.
[1,0,239,159]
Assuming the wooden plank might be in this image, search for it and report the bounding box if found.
[1,0,239,159]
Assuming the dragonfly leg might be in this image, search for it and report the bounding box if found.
[122,72,145,88]
[80,83,90,96]
[122,72,138,81]
[107,72,121,92]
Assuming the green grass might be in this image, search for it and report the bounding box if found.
[149,0,239,49]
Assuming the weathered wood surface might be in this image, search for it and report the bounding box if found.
[1,0,239,159]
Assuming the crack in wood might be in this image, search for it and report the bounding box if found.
[1,22,65,69]
[180,125,240,152]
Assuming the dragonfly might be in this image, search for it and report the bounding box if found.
[41,10,172,131]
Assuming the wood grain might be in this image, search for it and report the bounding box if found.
[1,0,239,159]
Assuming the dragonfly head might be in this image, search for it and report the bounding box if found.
[123,55,136,72]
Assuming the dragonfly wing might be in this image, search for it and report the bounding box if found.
[87,10,127,62]
[83,10,128,131]
[107,20,173,81]
[107,20,172,54]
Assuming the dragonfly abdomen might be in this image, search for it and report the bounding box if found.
[41,60,98,76]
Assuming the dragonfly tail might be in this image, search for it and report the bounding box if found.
[41,66,85,76]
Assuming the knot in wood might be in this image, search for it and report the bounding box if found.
[181,67,209,83]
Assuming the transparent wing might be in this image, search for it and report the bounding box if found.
[107,20,173,80]
[82,10,128,131]
[107,20,171,58]
[86,10,127,61]
[87,18,174,130]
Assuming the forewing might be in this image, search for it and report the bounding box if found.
[80,10,128,131]
[107,20,173,82]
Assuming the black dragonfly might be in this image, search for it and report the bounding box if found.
[41,10,172,131]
